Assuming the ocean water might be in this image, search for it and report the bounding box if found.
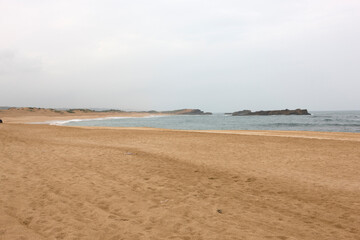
[60,111,360,133]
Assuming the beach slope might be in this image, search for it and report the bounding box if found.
[0,124,359,239]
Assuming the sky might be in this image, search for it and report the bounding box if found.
[0,0,359,112]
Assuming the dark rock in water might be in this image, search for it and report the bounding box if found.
[181,109,212,115]
[165,109,212,115]
[232,110,252,116]
[232,109,310,116]
[0,119,2,123]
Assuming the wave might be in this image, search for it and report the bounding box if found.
[312,115,333,118]
[47,117,133,125]
[264,122,360,128]
[34,115,164,126]
[263,123,313,127]
[325,123,360,127]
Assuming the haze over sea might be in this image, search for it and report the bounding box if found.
[60,111,360,133]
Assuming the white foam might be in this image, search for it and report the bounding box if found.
[31,115,165,126]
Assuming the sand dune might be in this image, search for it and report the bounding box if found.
[0,123,359,239]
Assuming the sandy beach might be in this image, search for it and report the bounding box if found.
[2,0,360,238]
[0,108,164,124]
[1,114,359,240]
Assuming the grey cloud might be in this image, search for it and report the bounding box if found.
[0,0,359,110]
[0,50,42,76]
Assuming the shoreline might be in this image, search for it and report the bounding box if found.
[0,107,212,124]
[60,124,360,142]
[1,108,359,134]
[4,114,360,141]
[0,112,165,124]
[29,115,165,126]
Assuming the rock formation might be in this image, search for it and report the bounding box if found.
[232,109,310,116]
[178,109,212,115]
[162,109,212,115]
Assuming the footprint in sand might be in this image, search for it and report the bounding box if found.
[245,177,256,182]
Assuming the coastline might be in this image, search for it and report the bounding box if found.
[30,115,165,126]
[2,108,359,133]
[0,109,165,124]
[0,107,211,124]
[64,125,360,142]
[5,110,360,141]
[1,122,359,239]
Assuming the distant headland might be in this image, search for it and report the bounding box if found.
[0,107,212,115]
[161,109,212,115]
[0,107,213,123]
[231,109,310,116]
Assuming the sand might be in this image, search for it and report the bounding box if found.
[0,108,160,124]
[0,115,360,239]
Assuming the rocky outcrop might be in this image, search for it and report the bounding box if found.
[178,109,212,115]
[162,109,212,115]
[232,109,310,116]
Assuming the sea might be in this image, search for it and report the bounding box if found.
[56,111,360,133]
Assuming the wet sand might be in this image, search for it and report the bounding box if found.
[0,122,359,240]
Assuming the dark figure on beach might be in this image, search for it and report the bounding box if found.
[0,119,3,123]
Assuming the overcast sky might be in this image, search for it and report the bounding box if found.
[0,0,359,111]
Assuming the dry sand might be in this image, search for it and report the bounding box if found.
[0,114,360,239]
